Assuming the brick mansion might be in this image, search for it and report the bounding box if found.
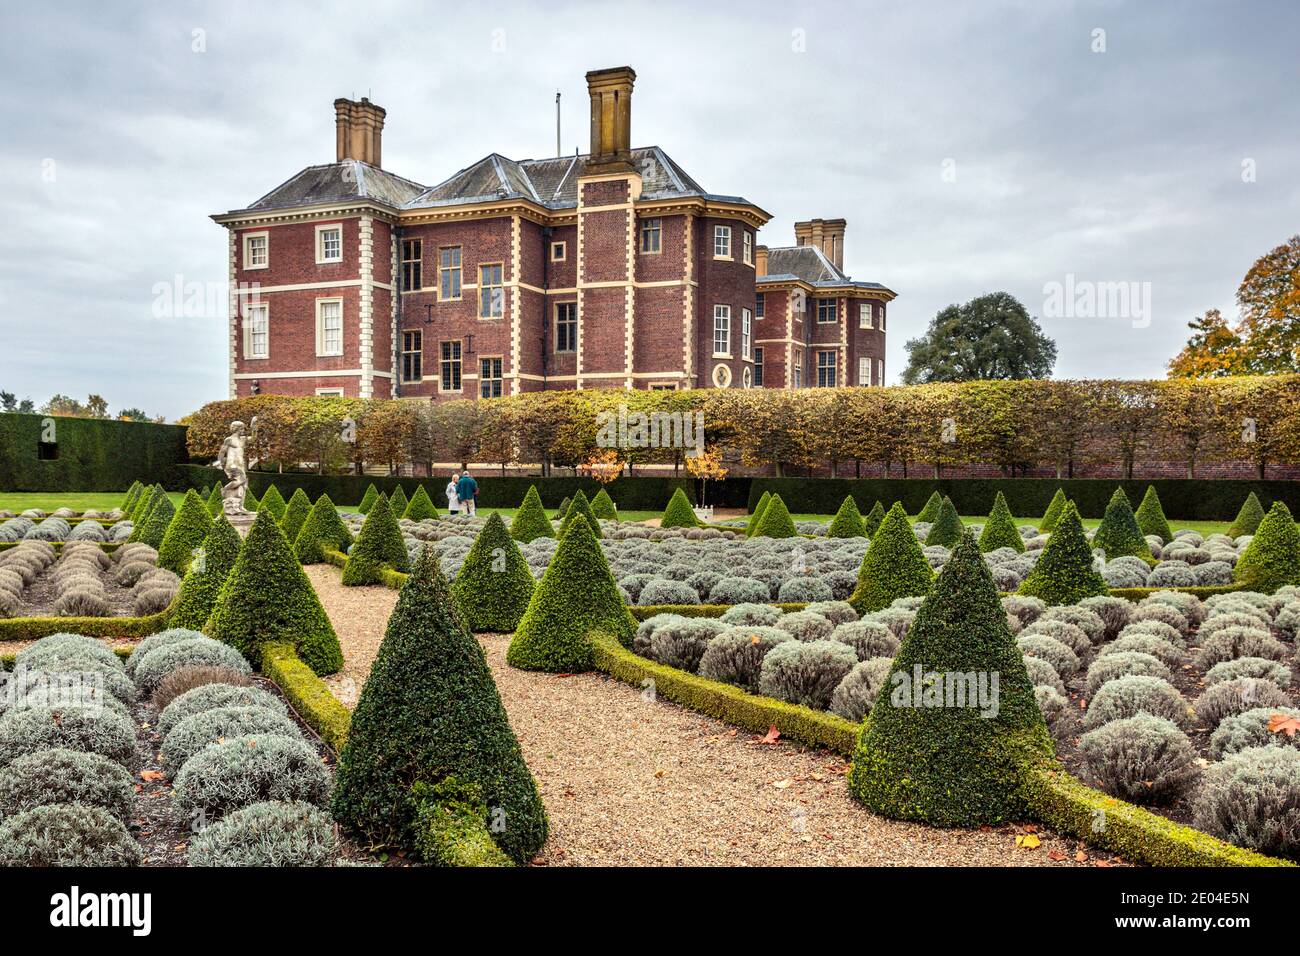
[213,67,896,401]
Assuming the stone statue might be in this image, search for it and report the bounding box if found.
[215,418,259,517]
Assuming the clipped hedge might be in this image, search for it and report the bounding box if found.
[260,642,352,751]
[0,413,189,492]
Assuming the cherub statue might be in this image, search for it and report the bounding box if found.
[215,417,259,516]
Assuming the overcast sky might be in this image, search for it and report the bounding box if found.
[2,0,1296,420]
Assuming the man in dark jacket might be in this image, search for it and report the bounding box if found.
[455,470,479,517]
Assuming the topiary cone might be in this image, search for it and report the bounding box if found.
[590,488,618,521]
[388,484,409,519]
[293,493,354,565]
[204,510,343,675]
[559,489,603,539]
[659,487,698,530]
[510,486,554,543]
[1039,488,1067,533]
[121,481,143,513]
[257,484,286,521]
[137,493,176,550]
[915,490,943,523]
[848,502,934,614]
[923,496,962,548]
[1227,492,1266,538]
[157,488,215,574]
[205,483,224,517]
[1134,485,1173,543]
[863,500,886,537]
[342,494,410,585]
[168,515,241,630]
[127,486,166,541]
[403,484,439,521]
[453,512,535,632]
[827,496,867,538]
[753,493,797,538]
[1017,501,1108,605]
[978,491,1024,553]
[357,484,379,515]
[1091,487,1152,561]
[745,491,772,538]
[848,530,1054,826]
[279,488,312,543]
[507,514,636,672]
[331,549,547,863]
[1234,501,1300,593]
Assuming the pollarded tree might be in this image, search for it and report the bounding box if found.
[1017,502,1108,605]
[509,486,554,543]
[848,502,934,614]
[1090,487,1153,561]
[168,515,241,630]
[924,496,963,548]
[848,531,1053,825]
[279,488,312,543]
[826,496,866,538]
[157,489,214,574]
[1227,491,1266,538]
[507,514,636,672]
[658,487,698,530]
[204,510,344,674]
[753,494,797,539]
[559,489,603,538]
[293,494,354,565]
[978,491,1024,553]
[902,291,1057,384]
[1134,485,1174,543]
[453,513,535,633]
[1234,502,1300,592]
[403,485,439,521]
[332,550,547,863]
[257,484,287,521]
[342,494,410,585]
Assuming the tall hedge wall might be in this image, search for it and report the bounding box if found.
[177,465,694,510]
[0,413,189,492]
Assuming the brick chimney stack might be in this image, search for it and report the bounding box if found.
[334,97,386,167]
[794,218,846,271]
[585,66,636,172]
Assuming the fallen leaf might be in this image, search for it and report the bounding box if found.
[1015,834,1041,850]
[1048,850,1068,862]
[1268,713,1300,737]
[1075,850,1089,862]
[140,770,164,783]
[761,725,781,745]
[654,769,665,778]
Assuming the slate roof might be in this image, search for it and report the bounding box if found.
[758,244,892,292]
[238,161,428,214]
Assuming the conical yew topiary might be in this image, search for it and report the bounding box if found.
[157,488,214,574]
[1134,485,1173,543]
[915,490,943,523]
[554,496,571,520]
[509,486,554,543]
[753,493,798,538]
[1039,488,1068,533]
[659,487,698,530]
[507,514,636,672]
[1017,502,1108,605]
[256,484,286,521]
[388,484,409,519]
[863,500,886,537]
[403,485,439,521]
[591,488,618,521]
[827,496,867,538]
[128,486,166,540]
[204,510,343,674]
[357,483,379,515]
[848,531,1054,826]
[121,481,144,512]
[205,482,224,517]
[279,488,312,543]
[1090,487,1152,561]
[137,493,176,550]
[1227,491,1266,538]
[293,493,353,564]
[559,489,603,539]
[848,502,934,614]
[168,515,241,630]
[242,485,259,511]
[745,491,772,537]
[453,512,535,632]
[342,494,410,585]
[978,491,1025,553]
[331,550,547,863]
[924,496,963,548]
[1234,501,1300,593]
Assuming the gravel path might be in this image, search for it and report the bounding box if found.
[308,564,1117,867]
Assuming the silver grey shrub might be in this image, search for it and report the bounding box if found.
[173,734,331,819]
[1193,747,1300,860]
[829,657,894,722]
[758,639,858,710]
[697,626,792,692]
[1084,675,1192,731]
[1079,714,1198,804]
[188,800,338,867]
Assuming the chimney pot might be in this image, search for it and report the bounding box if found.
[334,96,386,167]
[793,218,846,271]
[585,66,636,172]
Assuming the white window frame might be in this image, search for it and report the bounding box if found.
[315,297,344,357]
[880,309,887,331]
[712,304,732,358]
[876,358,884,385]
[315,224,343,264]
[859,356,870,386]
[755,292,765,319]
[859,302,874,329]
[713,225,731,259]
[243,303,269,360]
[314,387,345,397]
[741,307,752,360]
[793,350,804,388]
[742,231,753,265]
[242,231,268,271]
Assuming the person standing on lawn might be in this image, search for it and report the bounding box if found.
[456,470,478,517]
[445,472,460,515]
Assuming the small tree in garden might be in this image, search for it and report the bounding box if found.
[1227,491,1266,538]
[342,494,410,585]
[257,484,287,521]
[924,496,963,548]
[205,510,343,674]
[559,489,603,539]
[293,493,354,564]
[121,481,143,512]
[169,515,241,630]
[1039,488,1068,532]
[553,496,571,520]
[1018,502,1108,605]
[453,513,535,632]
[388,484,409,519]
[127,485,165,538]
[1091,487,1153,561]
[580,448,623,485]
[659,487,698,530]
[510,486,554,543]
[915,490,943,523]
[136,494,176,550]
[978,491,1024,553]
[590,488,619,521]
[849,502,934,613]
[863,500,886,537]
[753,494,798,538]
[205,483,223,516]
[507,514,636,672]
[279,488,312,543]
[403,485,439,521]
[1234,502,1300,592]
[357,484,379,514]
[745,490,771,537]
[848,531,1053,826]
[685,444,727,507]
[157,489,214,574]
[827,496,866,538]
[332,551,547,863]
[1134,485,1174,542]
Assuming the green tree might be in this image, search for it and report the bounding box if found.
[902,292,1056,383]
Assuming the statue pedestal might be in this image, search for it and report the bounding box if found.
[225,510,257,538]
